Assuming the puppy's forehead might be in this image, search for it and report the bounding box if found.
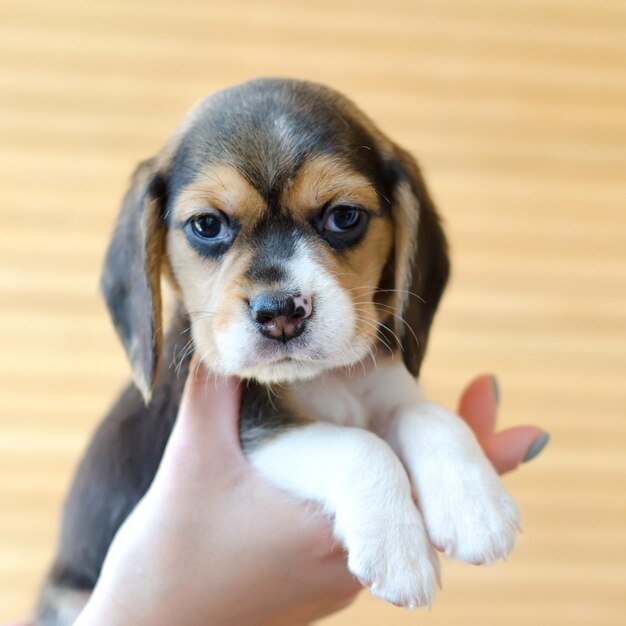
[167,79,390,208]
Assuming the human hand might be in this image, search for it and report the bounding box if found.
[458,374,549,474]
[75,361,359,626]
[70,369,547,626]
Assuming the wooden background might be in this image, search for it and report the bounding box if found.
[1,0,625,624]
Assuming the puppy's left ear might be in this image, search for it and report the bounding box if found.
[388,145,450,377]
[100,158,168,403]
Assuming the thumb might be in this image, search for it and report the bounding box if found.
[163,359,243,467]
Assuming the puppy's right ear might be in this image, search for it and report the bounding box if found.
[100,158,167,403]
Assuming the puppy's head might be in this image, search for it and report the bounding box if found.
[102,79,449,402]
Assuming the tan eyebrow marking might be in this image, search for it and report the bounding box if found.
[173,164,267,228]
[282,155,380,221]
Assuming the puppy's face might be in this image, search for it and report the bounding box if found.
[102,79,449,399]
[167,156,393,383]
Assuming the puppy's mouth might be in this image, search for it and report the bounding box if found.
[253,336,320,365]
[228,331,335,382]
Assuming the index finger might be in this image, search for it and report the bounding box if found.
[457,374,499,440]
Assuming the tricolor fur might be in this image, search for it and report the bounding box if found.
[36,79,519,624]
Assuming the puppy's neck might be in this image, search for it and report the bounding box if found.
[277,353,421,433]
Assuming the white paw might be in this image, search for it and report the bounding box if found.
[418,460,520,565]
[344,508,440,609]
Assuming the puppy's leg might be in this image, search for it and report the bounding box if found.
[386,402,520,565]
[249,423,440,609]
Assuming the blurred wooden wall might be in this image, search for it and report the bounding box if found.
[1,0,625,624]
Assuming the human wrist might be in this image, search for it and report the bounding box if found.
[73,584,146,626]
[75,558,278,626]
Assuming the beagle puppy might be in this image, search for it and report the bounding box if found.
[35,78,519,624]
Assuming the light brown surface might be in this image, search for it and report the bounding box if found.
[1,0,625,624]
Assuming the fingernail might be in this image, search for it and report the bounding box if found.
[491,375,500,405]
[523,432,550,463]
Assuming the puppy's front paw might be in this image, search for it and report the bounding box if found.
[345,508,440,609]
[419,461,520,565]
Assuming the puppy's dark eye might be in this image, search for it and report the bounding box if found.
[190,214,228,240]
[315,204,369,250]
[324,206,362,232]
[183,210,238,259]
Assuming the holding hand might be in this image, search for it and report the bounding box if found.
[66,367,547,626]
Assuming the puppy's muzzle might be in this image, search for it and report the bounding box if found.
[250,292,313,343]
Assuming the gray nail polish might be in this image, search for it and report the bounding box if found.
[491,376,500,405]
[523,432,550,463]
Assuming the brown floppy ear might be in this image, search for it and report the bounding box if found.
[388,146,450,377]
[100,158,167,403]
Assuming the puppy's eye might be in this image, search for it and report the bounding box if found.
[183,211,238,258]
[190,214,229,240]
[315,204,369,249]
[324,206,362,232]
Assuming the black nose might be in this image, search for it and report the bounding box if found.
[249,293,311,343]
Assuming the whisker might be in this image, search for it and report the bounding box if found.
[351,301,420,347]
[342,284,427,305]
[353,316,394,356]
[352,309,394,347]
[373,319,404,353]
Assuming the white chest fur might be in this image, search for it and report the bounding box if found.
[288,357,424,433]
